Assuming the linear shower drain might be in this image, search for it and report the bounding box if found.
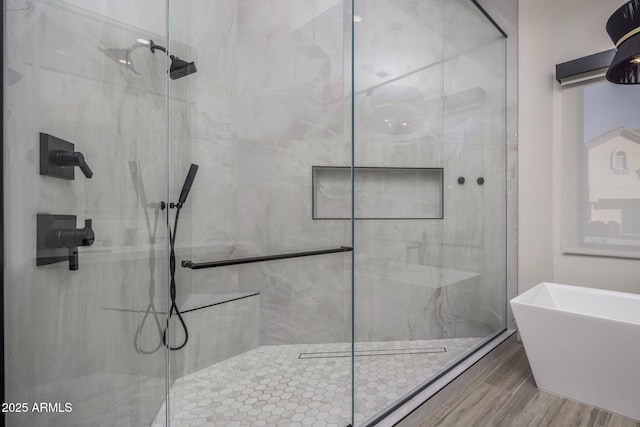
[298,346,447,359]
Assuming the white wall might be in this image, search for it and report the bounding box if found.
[519,0,640,294]
[518,0,554,294]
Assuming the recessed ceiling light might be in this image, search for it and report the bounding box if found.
[119,59,131,65]
[353,15,362,22]
[137,38,150,45]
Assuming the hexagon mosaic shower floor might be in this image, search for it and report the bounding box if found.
[152,337,482,427]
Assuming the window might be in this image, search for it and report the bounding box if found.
[561,77,640,258]
[611,151,628,175]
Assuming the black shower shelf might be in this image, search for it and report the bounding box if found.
[181,246,353,270]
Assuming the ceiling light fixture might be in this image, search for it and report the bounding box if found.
[606,0,640,84]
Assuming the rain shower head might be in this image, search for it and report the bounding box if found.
[100,39,197,80]
[150,40,197,80]
[169,56,197,80]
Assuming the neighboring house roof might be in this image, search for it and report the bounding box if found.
[585,127,640,148]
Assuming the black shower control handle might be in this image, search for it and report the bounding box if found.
[49,219,95,249]
[46,219,95,271]
[52,150,93,178]
[37,214,95,271]
[78,154,93,179]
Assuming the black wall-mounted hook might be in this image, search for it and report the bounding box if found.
[40,133,93,179]
[160,202,181,210]
[37,214,95,270]
[457,177,466,185]
[477,177,485,185]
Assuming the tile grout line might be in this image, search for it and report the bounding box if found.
[480,379,516,396]
[478,343,523,381]
[478,357,511,383]
[446,380,517,427]
[441,378,515,418]
[422,343,640,427]
[476,378,525,427]
[421,342,523,426]
[506,371,532,396]
[423,407,451,427]
[442,342,521,410]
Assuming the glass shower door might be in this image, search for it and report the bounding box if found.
[164,1,355,426]
[3,0,508,425]
[352,0,507,424]
[4,1,172,426]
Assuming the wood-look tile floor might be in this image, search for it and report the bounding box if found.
[418,342,640,427]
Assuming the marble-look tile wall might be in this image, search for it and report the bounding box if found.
[182,0,353,347]
[233,0,353,346]
[169,295,261,379]
[180,0,515,350]
[4,1,192,425]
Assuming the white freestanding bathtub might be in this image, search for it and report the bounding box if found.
[511,282,640,421]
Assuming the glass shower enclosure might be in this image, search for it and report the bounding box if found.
[3,0,507,426]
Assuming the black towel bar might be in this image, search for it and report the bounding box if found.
[182,246,353,270]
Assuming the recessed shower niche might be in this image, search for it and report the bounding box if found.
[312,166,443,220]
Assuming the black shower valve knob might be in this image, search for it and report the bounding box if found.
[37,214,95,271]
[51,219,95,249]
[52,150,93,178]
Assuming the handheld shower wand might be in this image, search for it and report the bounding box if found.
[163,164,199,350]
[177,164,198,207]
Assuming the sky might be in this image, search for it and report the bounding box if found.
[583,79,640,143]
